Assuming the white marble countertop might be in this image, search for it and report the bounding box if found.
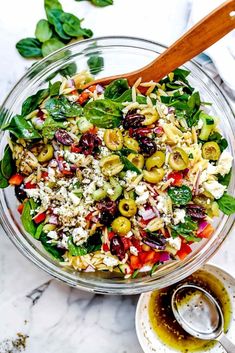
[0,1,234,352]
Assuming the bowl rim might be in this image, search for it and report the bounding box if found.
[0,35,234,295]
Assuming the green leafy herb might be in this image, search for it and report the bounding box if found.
[132,269,139,278]
[119,148,137,156]
[118,155,141,175]
[21,88,49,116]
[217,193,235,215]
[0,168,8,189]
[21,200,37,237]
[168,185,192,205]
[42,37,64,57]
[104,79,129,99]
[16,38,42,58]
[1,145,13,179]
[114,89,148,104]
[2,115,41,140]
[42,116,65,139]
[40,232,64,260]
[208,132,228,152]
[84,99,122,128]
[35,19,52,43]
[45,8,71,41]
[150,262,159,276]
[34,223,44,240]
[59,62,77,77]
[75,0,113,6]
[87,55,104,75]
[44,0,62,11]
[45,96,82,120]
[68,231,102,256]
[171,216,200,242]
[60,12,93,38]
[218,169,232,187]
[49,81,61,96]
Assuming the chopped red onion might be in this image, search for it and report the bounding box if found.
[198,220,209,234]
[96,84,104,94]
[84,265,95,272]
[48,214,58,225]
[159,252,170,262]
[67,79,75,88]
[139,208,156,220]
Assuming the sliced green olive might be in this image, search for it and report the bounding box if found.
[145,151,165,170]
[38,144,54,163]
[202,141,221,161]
[43,224,57,232]
[118,199,137,217]
[193,195,211,209]
[104,129,123,151]
[141,108,159,125]
[143,168,165,183]
[112,216,131,235]
[127,153,144,169]
[100,155,124,176]
[169,147,189,171]
[123,136,140,152]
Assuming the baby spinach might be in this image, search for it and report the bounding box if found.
[21,200,37,237]
[1,145,13,179]
[217,193,235,215]
[60,12,93,38]
[168,185,192,206]
[21,88,49,116]
[46,8,71,41]
[44,0,62,11]
[2,115,41,140]
[208,132,228,152]
[118,155,141,175]
[114,89,148,104]
[84,99,122,128]
[87,55,104,75]
[45,96,83,120]
[42,116,65,139]
[34,223,44,240]
[42,37,64,57]
[59,62,77,77]
[75,0,113,6]
[40,232,64,261]
[104,79,129,99]
[171,216,200,242]
[49,81,61,96]
[35,19,52,43]
[218,169,231,187]
[16,38,42,58]
[68,231,102,256]
[0,168,8,189]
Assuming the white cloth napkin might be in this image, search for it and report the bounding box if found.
[188,0,235,93]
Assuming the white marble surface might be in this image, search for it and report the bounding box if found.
[0,1,234,352]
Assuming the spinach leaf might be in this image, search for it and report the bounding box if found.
[35,223,44,240]
[87,55,104,75]
[217,193,235,215]
[218,169,232,187]
[21,88,49,116]
[1,145,13,179]
[119,148,137,156]
[35,19,52,43]
[42,116,65,139]
[0,167,8,189]
[208,132,228,152]
[16,38,42,58]
[104,79,129,99]
[49,81,61,96]
[21,200,37,237]
[187,109,201,128]
[46,8,71,41]
[42,37,64,57]
[59,62,77,77]
[173,68,190,82]
[68,231,102,256]
[2,115,41,140]
[75,0,113,6]
[171,216,200,242]
[118,155,141,175]
[60,12,93,38]
[40,232,64,261]
[44,0,63,11]
[84,99,122,128]
[114,89,148,104]
[45,96,82,120]
[168,185,192,205]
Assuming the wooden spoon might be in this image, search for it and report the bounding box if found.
[85,0,235,88]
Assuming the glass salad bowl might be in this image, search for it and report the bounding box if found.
[0,37,234,295]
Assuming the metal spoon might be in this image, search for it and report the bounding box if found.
[171,284,235,353]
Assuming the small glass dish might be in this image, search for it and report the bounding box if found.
[0,37,234,294]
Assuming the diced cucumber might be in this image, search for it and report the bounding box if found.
[92,187,107,201]
[109,177,122,201]
[77,116,93,133]
[199,112,215,141]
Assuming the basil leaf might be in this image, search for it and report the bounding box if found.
[87,55,104,75]
[42,37,64,57]
[40,232,64,261]
[104,79,129,99]
[49,81,61,96]
[35,19,52,43]
[0,167,8,189]
[21,200,37,237]
[45,96,82,120]
[60,12,93,38]
[1,145,13,179]
[84,99,122,128]
[217,193,235,215]
[218,169,232,187]
[46,8,71,41]
[168,185,192,205]
[21,88,49,116]
[118,155,141,175]
[42,116,65,139]
[16,38,42,58]
[2,115,41,140]
[68,232,102,256]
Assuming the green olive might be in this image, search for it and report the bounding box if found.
[38,144,54,163]
[123,136,140,152]
[193,195,211,209]
[202,141,221,161]
[169,147,189,171]
[145,151,165,170]
[104,129,123,151]
[43,224,57,232]
[118,199,137,217]
[143,168,165,183]
[141,108,159,125]
[127,153,144,169]
[100,155,124,176]
[112,216,131,235]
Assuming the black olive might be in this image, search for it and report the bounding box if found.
[138,136,157,156]
[55,129,74,146]
[123,113,145,129]
[186,204,206,219]
[15,184,27,203]
[110,235,125,260]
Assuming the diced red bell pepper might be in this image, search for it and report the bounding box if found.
[71,144,81,153]
[130,255,142,270]
[77,91,90,105]
[70,89,78,96]
[62,169,74,176]
[34,212,46,224]
[121,237,131,250]
[88,85,97,93]
[108,231,116,240]
[17,204,24,214]
[41,171,49,180]
[102,243,109,252]
[85,212,93,222]
[9,173,24,186]
[137,86,148,95]
[89,126,98,134]
[131,238,142,252]
[177,243,192,260]
[167,171,183,187]
[25,181,36,189]
[197,224,214,239]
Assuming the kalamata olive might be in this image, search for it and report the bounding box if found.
[142,233,166,250]
[138,136,157,156]
[186,204,206,219]
[110,235,125,260]
[55,129,74,146]
[123,113,145,130]
[15,184,27,202]
[78,133,102,155]
[97,199,118,225]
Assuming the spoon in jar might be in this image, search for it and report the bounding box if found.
[84,0,235,88]
[171,284,235,353]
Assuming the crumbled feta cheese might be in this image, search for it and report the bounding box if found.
[126,231,133,238]
[173,208,186,225]
[203,181,226,199]
[135,183,147,196]
[107,188,114,196]
[216,151,233,176]
[47,231,58,240]
[157,195,168,214]
[25,188,40,199]
[167,237,181,251]
[72,227,89,245]
[197,118,204,129]
[69,192,81,206]
[103,256,119,267]
[130,246,139,256]
[136,191,149,205]
[125,170,137,184]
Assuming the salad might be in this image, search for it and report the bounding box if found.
[0,68,234,278]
